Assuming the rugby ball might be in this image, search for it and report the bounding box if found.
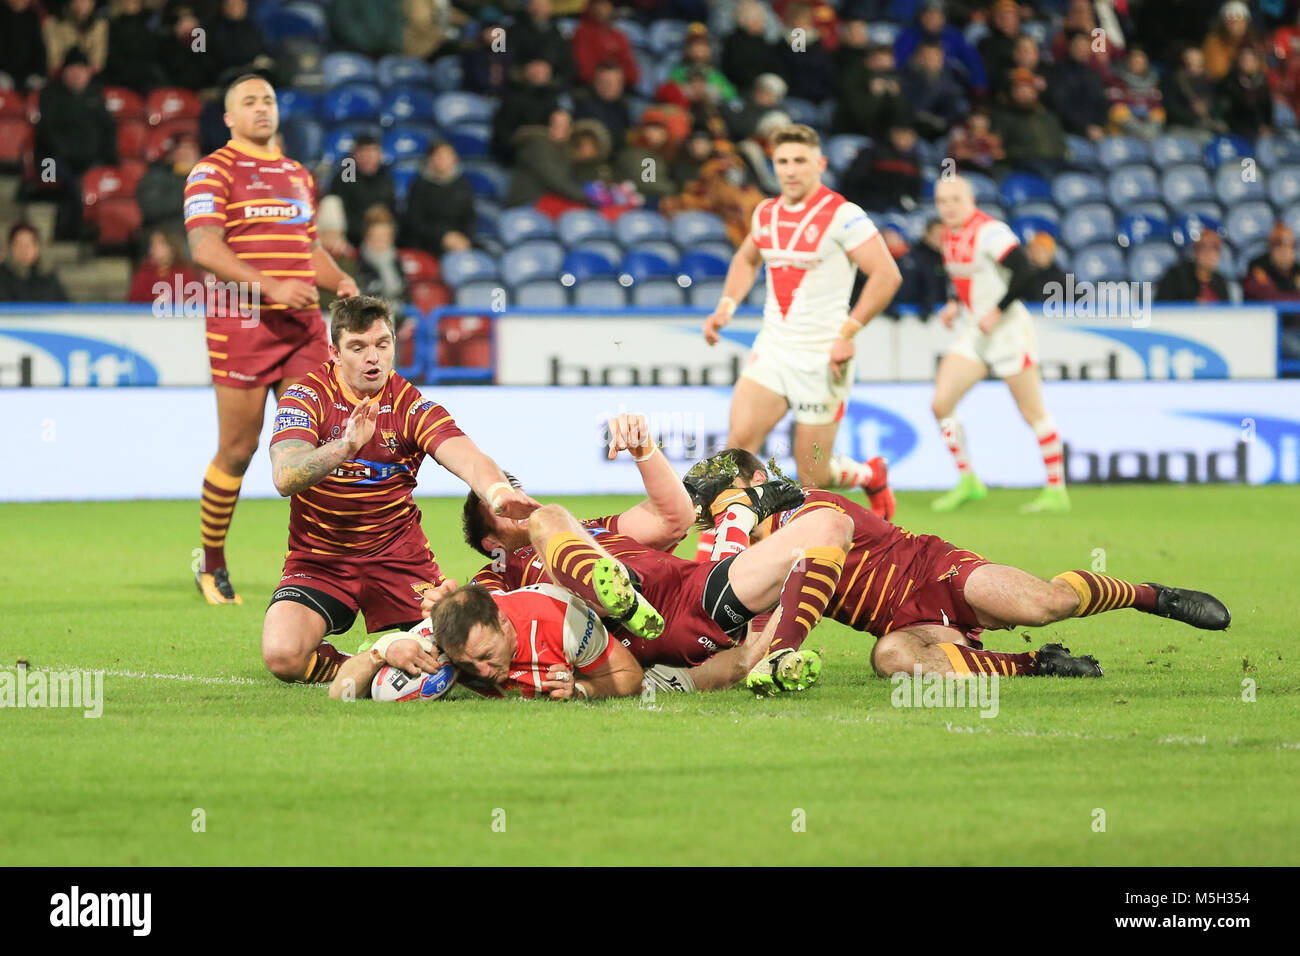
[370,659,458,702]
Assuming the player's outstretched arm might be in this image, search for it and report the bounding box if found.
[684,610,780,691]
[187,224,316,309]
[606,412,695,551]
[270,400,378,496]
[544,640,644,699]
[329,652,380,700]
[433,435,542,518]
[703,235,762,345]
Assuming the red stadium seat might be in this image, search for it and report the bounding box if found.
[144,119,199,162]
[409,279,450,313]
[82,165,144,224]
[117,118,148,159]
[25,89,40,123]
[95,196,143,246]
[119,157,147,185]
[103,86,145,122]
[145,88,201,126]
[0,117,33,168]
[0,89,26,118]
[397,248,439,282]
[437,315,491,368]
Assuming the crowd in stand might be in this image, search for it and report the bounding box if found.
[3,0,1300,310]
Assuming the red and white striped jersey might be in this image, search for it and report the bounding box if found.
[941,209,1023,320]
[493,585,614,699]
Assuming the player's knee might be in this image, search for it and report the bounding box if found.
[809,509,854,549]
[219,436,259,473]
[528,503,569,541]
[261,631,307,682]
[1042,580,1081,623]
[871,634,916,677]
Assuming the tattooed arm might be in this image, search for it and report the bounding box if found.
[270,400,378,496]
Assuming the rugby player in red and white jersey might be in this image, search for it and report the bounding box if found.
[186,74,360,605]
[698,124,902,562]
[261,295,540,684]
[930,176,1069,514]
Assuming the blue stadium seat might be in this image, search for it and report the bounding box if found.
[561,248,616,282]
[746,268,766,307]
[615,19,650,50]
[1072,243,1127,284]
[1011,200,1060,223]
[1011,215,1060,242]
[1129,242,1179,283]
[259,7,327,45]
[1172,212,1221,247]
[1107,164,1160,205]
[648,19,690,54]
[689,277,727,307]
[670,211,729,246]
[638,239,680,265]
[499,207,556,245]
[1129,200,1171,221]
[964,172,999,203]
[380,86,437,126]
[430,56,464,92]
[571,239,623,266]
[377,55,435,89]
[826,134,871,173]
[867,22,899,45]
[631,279,686,306]
[573,279,627,307]
[1117,212,1171,248]
[981,202,1009,224]
[392,162,418,201]
[1065,135,1101,170]
[679,250,730,281]
[1217,243,1238,279]
[503,240,564,284]
[382,124,434,162]
[1268,165,1300,207]
[782,97,820,127]
[1224,201,1275,248]
[1283,202,1300,239]
[434,91,493,128]
[558,209,613,245]
[323,52,376,88]
[1000,172,1052,206]
[475,200,501,240]
[1052,171,1105,206]
[441,249,500,287]
[448,123,490,158]
[1161,164,1214,208]
[514,280,569,308]
[1256,133,1300,169]
[1214,164,1266,205]
[1275,99,1298,131]
[1151,133,1201,167]
[1236,240,1269,275]
[281,117,323,164]
[463,161,508,200]
[1098,135,1151,168]
[321,123,382,163]
[620,250,676,283]
[452,280,500,308]
[614,210,671,245]
[1204,134,1253,170]
[321,83,381,123]
[277,89,321,121]
[693,240,736,261]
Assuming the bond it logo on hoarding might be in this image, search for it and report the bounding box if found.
[1076,327,1229,379]
[840,399,919,467]
[0,328,158,386]
[1176,412,1300,483]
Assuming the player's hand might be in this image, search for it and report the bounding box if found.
[703,309,731,345]
[541,663,577,699]
[419,577,459,618]
[977,307,1001,336]
[492,487,542,519]
[264,277,318,309]
[938,301,959,329]
[607,412,653,460]
[335,277,360,298]
[829,336,854,381]
[342,397,379,454]
[384,638,444,677]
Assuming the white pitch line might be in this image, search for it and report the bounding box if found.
[0,664,261,686]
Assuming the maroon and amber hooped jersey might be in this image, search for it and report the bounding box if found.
[270,362,465,556]
[182,139,319,319]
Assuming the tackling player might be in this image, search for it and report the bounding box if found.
[261,295,539,684]
[698,124,902,553]
[186,73,361,604]
[930,176,1069,514]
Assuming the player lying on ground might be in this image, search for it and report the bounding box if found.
[260,295,539,684]
[691,449,1231,680]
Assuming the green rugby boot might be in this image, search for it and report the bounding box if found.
[1020,485,1071,514]
[593,557,664,640]
[746,648,823,696]
[930,472,988,513]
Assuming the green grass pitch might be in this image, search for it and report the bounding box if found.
[1,485,1297,866]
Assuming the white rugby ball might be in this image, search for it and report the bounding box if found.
[371,659,458,702]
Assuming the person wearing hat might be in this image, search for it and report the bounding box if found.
[1205,0,1258,81]
[1022,231,1067,303]
[1155,231,1230,303]
[1243,222,1300,301]
[613,111,680,205]
[669,23,740,103]
[992,66,1067,179]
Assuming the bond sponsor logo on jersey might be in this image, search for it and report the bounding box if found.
[184,193,215,218]
[273,408,311,434]
[333,458,411,483]
[284,385,318,402]
[242,197,313,224]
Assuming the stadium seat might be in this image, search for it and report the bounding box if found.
[689,277,727,307]
[502,240,564,284]
[102,87,144,122]
[380,86,437,126]
[669,210,729,247]
[430,56,464,92]
[570,240,622,267]
[514,279,569,307]
[144,119,197,161]
[1275,99,1299,131]
[1072,243,1127,284]
[453,280,502,308]
[95,196,142,246]
[825,134,871,173]
[1151,133,1201,167]
[322,83,382,123]
[620,250,676,283]
[1236,240,1269,274]
[561,248,616,282]
[0,88,26,119]
[999,173,1052,206]
[448,123,490,158]
[277,88,321,121]
[0,118,32,168]
[115,119,147,160]
[963,172,999,203]
[392,162,418,201]
[1217,243,1239,279]
[462,161,508,200]
[441,249,500,287]
[1204,134,1253,170]
[573,279,627,307]
[648,19,689,54]
[281,38,327,90]
[1065,134,1101,170]
[1224,201,1275,248]
[434,91,492,128]
[321,123,382,163]
[1098,135,1151,168]
[557,209,613,245]
[1128,242,1179,284]
[382,124,435,162]
[614,209,671,245]
[678,250,730,281]
[409,279,450,313]
[377,55,435,89]
[498,207,556,245]
[631,278,686,306]
[1214,164,1266,205]
[398,248,439,282]
[693,239,736,262]
[323,51,377,87]
[1172,211,1221,247]
[637,239,680,265]
[281,117,323,164]
[782,97,820,127]
[1011,200,1060,224]
[1011,215,1060,242]
[1117,212,1171,248]
[1283,202,1300,239]
[82,165,142,224]
[1052,171,1105,206]
[1256,134,1300,169]
[1107,164,1161,205]
[615,19,650,50]
[1161,164,1214,208]
[261,3,327,45]
[1268,165,1300,207]
[145,88,200,126]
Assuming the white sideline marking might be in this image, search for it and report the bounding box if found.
[0,664,261,686]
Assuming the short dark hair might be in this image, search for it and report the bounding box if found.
[430,585,502,655]
[328,295,395,347]
[354,133,379,149]
[462,472,521,557]
[8,222,38,247]
[225,71,271,100]
[720,447,766,478]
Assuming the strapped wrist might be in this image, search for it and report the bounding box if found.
[631,444,658,462]
[485,480,512,512]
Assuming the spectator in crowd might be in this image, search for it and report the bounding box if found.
[1049,0,1118,75]
[573,60,633,149]
[1022,231,1067,302]
[835,17,872,87]
[894,0,986,96]
[461,20,513,97]
[995,68,1067,177]
[570,116,615,186]
[1204,0,1258,81]
[35,48,117,240]
[1106,45,1165,138]
[778,2,838,103]
[735,108,790,195]
[660,142,763,247]
[102,0,163,93]
[355,206,410,306]
[898,216,947,316]
[490,57,566,164]
[160,6,216,90]
[137,135,200,237]
[328,134,397,248]
[402,0,452,59]
[207,0,270,80]
[1163,45,1228,136]
[726,72,788,142]
[571,0,639,89]
[1156,231,1229,303]
[44,0,108,74]
[1217,45,1273,139]
[671,125,719,187]
[0,0,47,90]
[978,0,1022,100]
[948,106,1004,173]
[833,43,903,138]
[1269,12,1300,123]
[504,108,596,209]
[660,66,731,140]
[670,23,740,104]
[614,110,679,208]
[840,120,923,212]
[0,224,68,302]
[401,140,476,256]
[127,229,202,305]
[1047,30,1109,140]
[1243,222,1300,300]
[723,0,780,97]
[900,40,969,140]
[328,0,402,59]
[315,195,359,311]
[512,0,576,85]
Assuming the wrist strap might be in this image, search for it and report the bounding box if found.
[485,480,512,511]
[574,682,590,699]
[718,296,737,318]
[838,317,864,339]
[631,444,658,463]
[372,627,434,663]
